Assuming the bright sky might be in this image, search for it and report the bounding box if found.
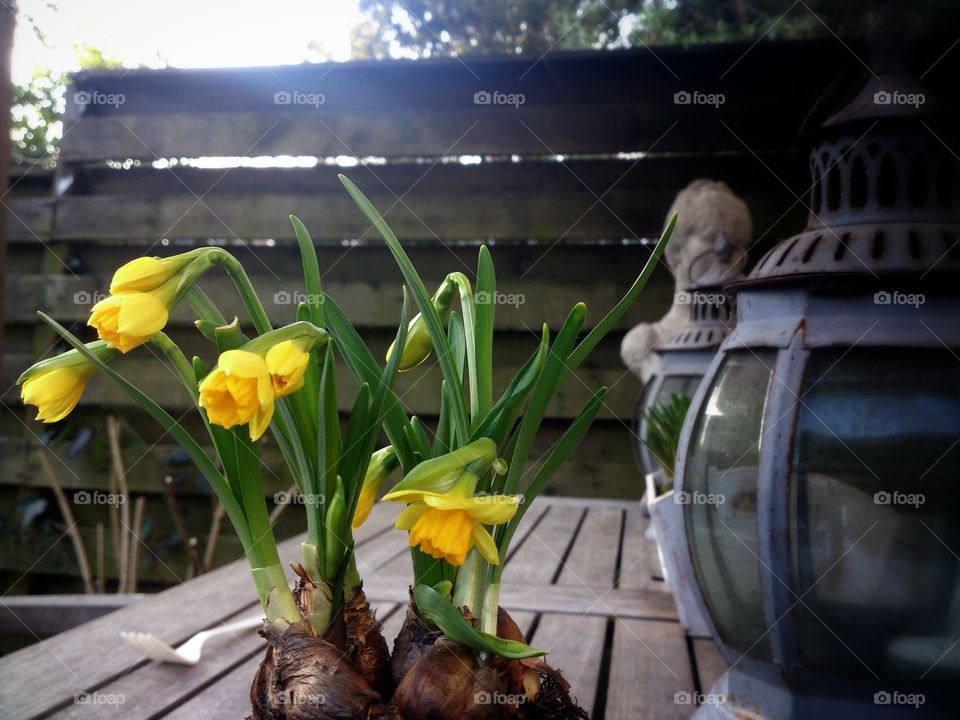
[12,0,362,83]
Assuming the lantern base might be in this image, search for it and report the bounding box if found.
[692,662,957,719]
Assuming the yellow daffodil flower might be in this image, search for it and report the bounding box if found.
[109,253,200,294]
[264,339,310,398]
[21,365,96,423]
[352,446,399,530]
[18,341,117,423]
[392,485,519,566]
[88,281,177,353]
[383,438,517,565]
[198,350,275,441]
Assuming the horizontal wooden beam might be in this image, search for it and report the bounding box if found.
[2,348,642,420]
[4,271,674,330]
[5,198,52,241]
[0,594,144,637]
[50,154,806,242]
[61,38,960,161]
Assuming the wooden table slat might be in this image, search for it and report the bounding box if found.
[605,618,695,720]
[529,612,607,714]
[162,654,262,720]
[2,497,698,720]
[692,637,728,696]
[557,507,623,590]
[501,504,583,586]
[0,503,399,720]
[618,503,671,594]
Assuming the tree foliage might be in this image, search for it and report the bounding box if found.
[11,45,123,167]
[353,0,960,58]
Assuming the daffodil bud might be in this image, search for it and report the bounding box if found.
[18,342,117,423]
[109,251,203,294]
[352,446,399,530]
[387,276,457,372]
[383,438,496,503]
[325,477,348,574]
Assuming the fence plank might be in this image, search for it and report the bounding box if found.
[58,40,921,161]
[6,198,53,241]
[52,153,805,242]
[4,271,676,330]
[2,352,642,420]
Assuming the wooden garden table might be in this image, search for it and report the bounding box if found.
[0,497,727,718]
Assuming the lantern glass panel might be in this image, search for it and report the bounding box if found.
[684,349,776,658]
[636,374,701,475]
[791,347,960,681]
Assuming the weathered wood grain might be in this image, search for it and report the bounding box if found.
[692,637,728,696]
[557,506,623,590]
[0,503,398,720]
[501,504,584,586]
[529,612,607,713]
[50,153,806,243]
[161,652,262,720]
[5,198,52,241]
[0,594,144,637]
[618,503,671,593]
[49,605,265,720]
[604,618,694,720]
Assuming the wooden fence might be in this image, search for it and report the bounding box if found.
[3,38,955,590]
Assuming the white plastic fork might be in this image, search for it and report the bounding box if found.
[120,613,262,665]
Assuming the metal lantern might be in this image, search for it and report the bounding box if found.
[676,51,960,718]
[633,238,744,476]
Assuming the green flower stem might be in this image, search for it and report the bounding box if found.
[252,565,301,624]
[186,285,228,326]
[207,248,273,336]
[151,332,198,401]
[451,549,486,617]
[481,582,500,636]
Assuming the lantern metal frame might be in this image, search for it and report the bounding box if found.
[672,38,960,718]
[673,284,960,718]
